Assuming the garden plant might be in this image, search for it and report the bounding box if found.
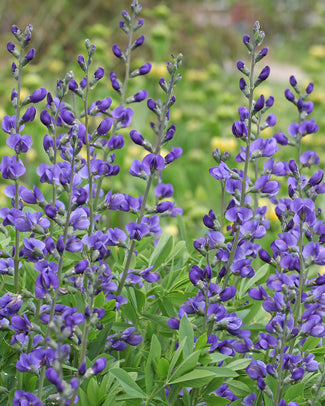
[1,1,325,405]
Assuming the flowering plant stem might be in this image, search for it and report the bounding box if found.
[221,41,257,291]
[37,155,76,397]
[117,72,175,296]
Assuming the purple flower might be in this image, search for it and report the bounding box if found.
[112,106,133,127]
[29,88,47,103]
[142,154,165,171]
[46,368,64,392]
[0,156,26,179]
[132,35,145,49]
[165,147,182,164]
[232,121,248,138]
[91,358,107,375]
[126,222,150,240]
[130,130,144,145]
[112,44,123,58]
[21,106,36,123]
[132,90,148,102]
[253,94,265,112]
[7,133,32,153]
[0,293,22,317]
[139,63,152,75]
[257,66,270,82]
[94,67,105,80]
[13,390,44,406]
[96,117,114,136]
[246,359,267,380]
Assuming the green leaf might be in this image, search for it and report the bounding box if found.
[179,316,194,359]
[171,351,200,380]
[284,382,305,403]
[142,312,170,329]
[227,379,251,397]
[198,366,238,378]
[86,378,99,402]
[168,369,216,387]
[204,394,230,406]
[149,233,173,268]
[145,334,161,393]
[239,263,269,297]
[226,358,251,371]
[167,338,186,379]
[94,291,105,308]
[110,368,146,399]
[302,336,321,352]
[157,358,169,377]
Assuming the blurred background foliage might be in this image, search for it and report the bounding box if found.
[1,0,325,238]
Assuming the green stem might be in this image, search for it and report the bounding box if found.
[274,332,286,405]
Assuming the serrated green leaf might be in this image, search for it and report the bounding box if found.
[110,368,146,399]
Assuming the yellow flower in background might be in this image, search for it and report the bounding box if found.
[163,224,178,236]
[211,136,237,152]
[150,62,166,78]
[47,59,65,73]
[0,108,6,121]
[259,198,278,222]
[309,45,325,59]
[319,266,325,275]
[186,69,209,83]
[20,88,29,101]
[25,148,36,162]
